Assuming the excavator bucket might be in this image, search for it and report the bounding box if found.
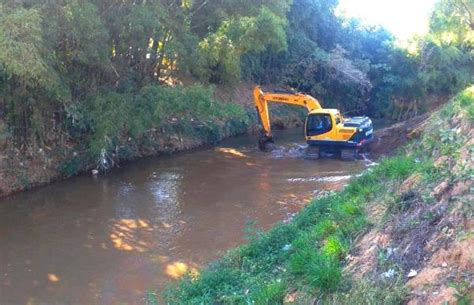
[258,135,274,152]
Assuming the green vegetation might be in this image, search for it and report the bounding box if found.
[56,83,249,174]
[0,0,472,170]
[84,85,249,158]
[163,85,473,304]
[456,86,474,121]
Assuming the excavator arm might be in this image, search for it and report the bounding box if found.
[253,86,322,150]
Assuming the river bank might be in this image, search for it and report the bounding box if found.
[0,77,444,199]
[0,116,248,198]
[163,87,474,304]
[0,82,304,198]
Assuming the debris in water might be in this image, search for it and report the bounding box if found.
[361,154,379,166]
[92,169,99,176]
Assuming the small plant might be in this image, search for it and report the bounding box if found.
[449,278,473,305]
[456,86,474,122]
[243,219,261,243]
[146,290,159,305]
[312,219,337,239]
[251,280,286,304]
[96,148,114,172]
[289,246,342,291]
[322,235,348,259]
[59,157,84,177]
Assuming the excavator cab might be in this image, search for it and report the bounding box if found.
[306,113,333,136]
[254,86,373,159]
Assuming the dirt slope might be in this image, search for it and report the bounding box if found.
[348,98,473,304]
[370,112,431,157]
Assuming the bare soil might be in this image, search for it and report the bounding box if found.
[370,112,431,157]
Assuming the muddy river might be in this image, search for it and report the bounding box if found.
[0,129,370,305]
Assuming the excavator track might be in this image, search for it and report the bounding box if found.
[340,148,359,161]
[304,146,320,159]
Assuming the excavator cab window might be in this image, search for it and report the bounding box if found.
[306,114,332,136]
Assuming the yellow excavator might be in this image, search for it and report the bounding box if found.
[253,86,373,160]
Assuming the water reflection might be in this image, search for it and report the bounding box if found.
[47,274,60,283]
[150,172,181,205]
[165,261,200,279]
[109,219,151,252]
[216,147,249,158]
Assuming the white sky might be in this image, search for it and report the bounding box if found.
[336,0,438,41]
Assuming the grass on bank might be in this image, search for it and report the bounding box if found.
[162,86,473,304]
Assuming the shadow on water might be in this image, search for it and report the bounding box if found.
[0,129,369,305]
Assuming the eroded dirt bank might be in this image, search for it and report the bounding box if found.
[370,112,431,157]
[0,120,247,197]
[347,104,473,304]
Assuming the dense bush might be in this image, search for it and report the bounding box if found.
[81,85,250,158]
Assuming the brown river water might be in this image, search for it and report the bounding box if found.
[0,129,370,305]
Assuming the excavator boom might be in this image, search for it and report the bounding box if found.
[253,86,322,143]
